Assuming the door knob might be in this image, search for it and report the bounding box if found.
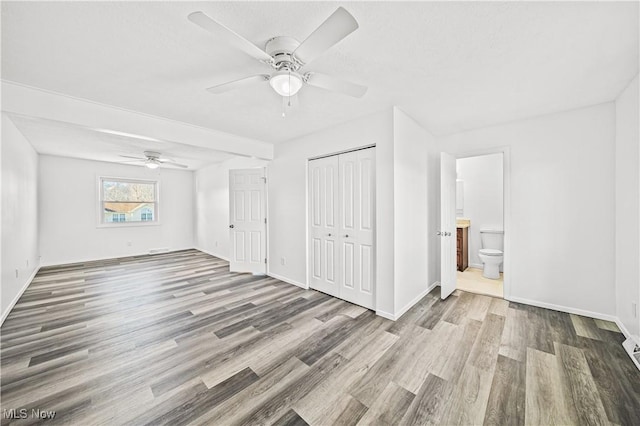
[327,233,332,237]
[344,234,349,238]
[229,224,234,229]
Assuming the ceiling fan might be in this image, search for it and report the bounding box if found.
[119,151,188,169]
[188,7,367,101]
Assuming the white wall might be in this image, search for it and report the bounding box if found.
[1,114,40,322]
[393,108,439,314]
[439,103,617,317]
[615,74,640,338]
[195,156,269,260]
[457,153,504,268]
[267,110,395,314]
[39,155,195,265]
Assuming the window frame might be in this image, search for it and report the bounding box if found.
[98,176,160,228]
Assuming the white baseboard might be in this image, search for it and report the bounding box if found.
[376,281,439,321]
[375,310,396,321]
[614,318,640,343]
[267,272,308,289]
[1,265,40,326]
[507,295,618,323]
[194,247,229,262]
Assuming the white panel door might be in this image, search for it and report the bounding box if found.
[308,147,375,310]
[338,149,375,309]
[229,168,266,274]
[308,155,340,296]
[440,152,457,299]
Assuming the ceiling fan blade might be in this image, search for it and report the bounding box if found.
[305,73,367,98]
[206,74,269,94]
[188,11,272,62]
[119,155,146,160]
[293,7,358,65]
[161,162,188,169]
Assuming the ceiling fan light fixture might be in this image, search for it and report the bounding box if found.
[269,70,303,97]
[145,159,160,169]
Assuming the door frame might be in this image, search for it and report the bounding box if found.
[442,146,512,300]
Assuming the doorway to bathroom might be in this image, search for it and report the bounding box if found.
[439,148,510,300]
[455,152,504,298]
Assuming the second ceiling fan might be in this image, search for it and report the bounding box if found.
[188,7,367,100]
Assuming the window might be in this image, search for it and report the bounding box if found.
[100,178,158,225]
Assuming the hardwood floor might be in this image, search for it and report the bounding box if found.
[1,249,639,425]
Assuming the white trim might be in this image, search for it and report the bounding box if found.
[446,146,512,300]
[195,247,230,262]
[469,263,484,270]
[615,318,640,344]
[264,166,270,276]
[268,272,309,289]
[97,176,160,228]
[40,247,194,267]
[376,281,439,321]
[394,281,440,320]
[1,266,40,326]
[508,295,618,322]
[375,310,396,321]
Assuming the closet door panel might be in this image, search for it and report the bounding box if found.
[338,149,375,309]
[308,156,340,297]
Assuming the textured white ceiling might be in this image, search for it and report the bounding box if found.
[2,1,638,143]
[7,114,235,169]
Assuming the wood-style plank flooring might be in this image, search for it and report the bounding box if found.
[1,249,639,425]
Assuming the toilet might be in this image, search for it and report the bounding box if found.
[479,228,504,279]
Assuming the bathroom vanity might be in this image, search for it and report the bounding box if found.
[456,221,469,272]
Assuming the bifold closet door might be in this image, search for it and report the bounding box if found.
[308,155,340,297]
[338,149,375,309]
[308,148,375,310]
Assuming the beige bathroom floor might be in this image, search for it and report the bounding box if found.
[457,267,504,298]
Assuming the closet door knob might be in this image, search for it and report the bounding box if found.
[327,233,332,237]
[344,234,349,238]
[229,224,234,229]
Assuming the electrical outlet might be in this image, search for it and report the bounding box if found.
[633,302,638,318]
[215,241,218,247]
[281,257,286,266]
[15,269,19,278]
[127,241,132,247]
